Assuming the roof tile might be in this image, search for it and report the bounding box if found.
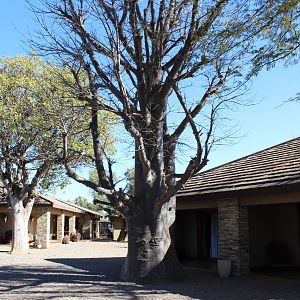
[177,137,300,197]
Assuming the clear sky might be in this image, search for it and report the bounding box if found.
[1,1,300,202]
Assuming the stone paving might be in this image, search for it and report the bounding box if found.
[0,241,300,299]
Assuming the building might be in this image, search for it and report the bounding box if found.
[0,193,112,248]
[110,213,127,241]
[176,137,300,276]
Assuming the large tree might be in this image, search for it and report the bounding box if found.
[0,55,114,254]
[31,0,300,281]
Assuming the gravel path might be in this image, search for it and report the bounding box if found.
[0,241,300,300]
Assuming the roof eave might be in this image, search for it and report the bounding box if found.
[177,182,300,201]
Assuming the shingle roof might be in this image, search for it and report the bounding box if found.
[177,137,300,198]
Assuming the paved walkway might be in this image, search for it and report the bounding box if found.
[0,241,300,299]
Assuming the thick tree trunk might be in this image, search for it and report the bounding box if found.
[9,198,31,255]
[121,196,182,282]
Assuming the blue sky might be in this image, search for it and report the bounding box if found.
[1,1,300,202]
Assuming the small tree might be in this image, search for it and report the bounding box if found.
[0,56,114,254]
[31,0,300,280]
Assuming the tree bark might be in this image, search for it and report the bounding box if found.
[121,196,182,282]
[9,197,31,255]
[117,218,127,242]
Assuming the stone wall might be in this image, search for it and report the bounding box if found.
[218,199,249,276]
[36,207,50,249]
[69,215,76,235]
[57,213,65,243]
[95,221,100,239]
[238,205,250,275]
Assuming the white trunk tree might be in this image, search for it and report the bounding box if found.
[9,197,33,254]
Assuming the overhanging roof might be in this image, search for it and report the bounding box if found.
[177,137,300,199]
[0,194,52,207]
[0,192,102,216]
[38,194,102,215]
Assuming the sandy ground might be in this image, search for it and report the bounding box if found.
[0,241,300,300]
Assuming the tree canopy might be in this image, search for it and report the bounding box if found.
[250,0,300,74]
[73,196,102,212]
[30,0,300,280]
[0,55,98,199]
[0,55,117,253]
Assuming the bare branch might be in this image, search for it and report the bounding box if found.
[171,75,224,141]
[62,132,114,197]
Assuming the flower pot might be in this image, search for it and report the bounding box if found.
[218,259,231,277]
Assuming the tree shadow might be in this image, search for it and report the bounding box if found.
[0,257,171,299]
[47,257,125,280]
[1,258,300,299]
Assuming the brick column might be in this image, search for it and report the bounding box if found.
[36,207,50,249]
[57,212,65,242]
[69,215,76,235]
[218,199,249,276]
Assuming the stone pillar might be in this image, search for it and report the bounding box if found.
[36,207,51,249]
[218,199,249,276]
[69,215,76,235]
[95,221,100,239]
[90,220,93,239]
[57,212,65,242]
[238,205,250,275]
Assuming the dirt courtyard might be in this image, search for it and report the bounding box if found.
[0,241,300,299]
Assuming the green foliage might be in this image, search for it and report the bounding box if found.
[250,0,300,74]
[0,55,66,194]
[0,55,117,197]
[124,168,134,195]
[72,196,103,212]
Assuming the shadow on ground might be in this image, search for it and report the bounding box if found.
[1,257,300,299]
